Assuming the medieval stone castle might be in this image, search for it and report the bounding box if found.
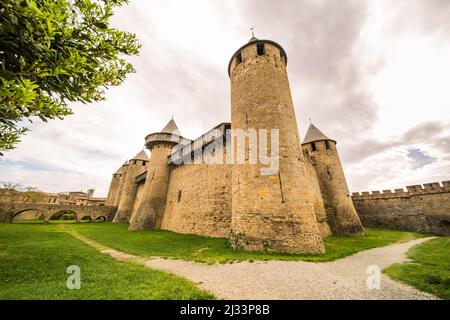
[1,37,446,241]
[105,36,366,254]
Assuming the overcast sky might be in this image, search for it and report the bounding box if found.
[1,0,450,197]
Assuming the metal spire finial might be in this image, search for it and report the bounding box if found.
[251,26,255,38]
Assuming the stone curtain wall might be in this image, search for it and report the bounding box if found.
[352,181,450,236]
[161,164,232,238]
[129,182,146,225]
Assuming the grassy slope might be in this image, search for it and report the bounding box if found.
[384,237,450,300]
[0,223,214,300]
[69,222,424,264]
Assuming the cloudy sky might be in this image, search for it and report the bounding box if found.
[1,0,450,196]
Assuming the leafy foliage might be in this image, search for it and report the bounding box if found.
[0,180,38,191]
[0,0,140,154]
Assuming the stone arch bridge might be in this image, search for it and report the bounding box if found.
[0,203,117,224]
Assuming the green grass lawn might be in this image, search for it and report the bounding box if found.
[384,237,450,300]
[68,222,425,264]
[13,219,90,224]
[0,223,214,299]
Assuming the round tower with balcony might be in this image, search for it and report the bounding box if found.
[129,119,189,231]
[302,123,365,235]
[113,150,149,222]
[228,36,324,254]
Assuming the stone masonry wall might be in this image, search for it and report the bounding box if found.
[303,155,331,237]
[105,173,121,206]
[352,181,450,236]
[303,140,365,236]
[129,180,146,225]
[114,160,148,222]
[161,163,232,238]
[228,40,324,254]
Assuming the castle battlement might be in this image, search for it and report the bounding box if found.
[352,181,450,200]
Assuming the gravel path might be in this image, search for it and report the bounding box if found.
[138,237,438,300]
[63,227,438,300]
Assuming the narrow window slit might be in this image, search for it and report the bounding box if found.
[257,43,265,56]
[236,51,242,64]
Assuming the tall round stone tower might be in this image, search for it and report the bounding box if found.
[302,123,365,235]
[113,161,128,207]
[105,166,122,206]
[129,119,188,231]
[228,36,324,254]
[113,150,149,222]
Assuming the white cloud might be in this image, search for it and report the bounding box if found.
[1,0,450,196]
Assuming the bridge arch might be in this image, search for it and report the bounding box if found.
[78,215,93,223]
[0,204,116,224]
[47,210,78,222]
[12,208,45,222]
[95,216,107,222]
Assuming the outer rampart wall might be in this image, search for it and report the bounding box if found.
[352,181,450,235]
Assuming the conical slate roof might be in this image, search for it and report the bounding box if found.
[302,123,332,144]
[161,118,181,136]
[131,149,149,161]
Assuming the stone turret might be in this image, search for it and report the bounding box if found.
[113,150,149,222]
[113,161,129,207]
[105,166,123,206]
[129,119,189,231]
[302,123,365,235]
[228,36,324,254]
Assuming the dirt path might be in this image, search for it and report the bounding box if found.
[60,226,438,300]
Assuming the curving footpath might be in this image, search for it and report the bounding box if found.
[62,226,438,300]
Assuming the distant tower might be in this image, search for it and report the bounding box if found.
[228,36,324,253]
[302,123,365,235]
[129,119,187,231]
[113,161,129,207]
[105,166,122,206]
[87,189,95,199]
[113,150,149,222]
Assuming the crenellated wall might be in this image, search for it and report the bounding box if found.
[352,181,450,235]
